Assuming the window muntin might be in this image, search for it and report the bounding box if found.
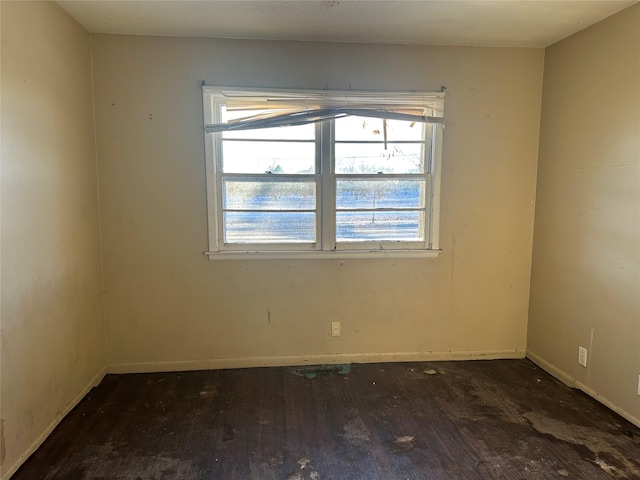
[221,108,316,175]
[223,211,316,244]
[336,211,424,242]
[221,141,316,174]
[335,143,424,175]
[203,88,443,257]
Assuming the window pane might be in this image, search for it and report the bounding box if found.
[335,116,424,142]
[336,179,425,209]
[222,140,315,174]
[336,211,424,242]
[224,212,315,243]
[223,180,316,210]
[335,143,423,174]
[222,107,315,140]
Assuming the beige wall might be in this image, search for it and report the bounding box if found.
[0,2,106,477]
[91,35,544,371]
[528,4,640,425]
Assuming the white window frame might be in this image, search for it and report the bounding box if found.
[202,86,444,260]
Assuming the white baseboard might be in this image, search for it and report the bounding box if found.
[108,349,525,374]
[1,366,107,480]
[526,349,640,429]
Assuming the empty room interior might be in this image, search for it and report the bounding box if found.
[1,0,639,478]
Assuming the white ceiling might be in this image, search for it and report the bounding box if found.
[57,0,638,48]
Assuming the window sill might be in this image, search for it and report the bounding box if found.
[205,249,441,260]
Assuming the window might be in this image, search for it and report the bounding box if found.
[202,87,444,259]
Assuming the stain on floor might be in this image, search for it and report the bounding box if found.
[289,364,351,379]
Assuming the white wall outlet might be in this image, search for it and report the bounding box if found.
[331,321,341,337]
[578,346,588,367]
[637,375,640,396]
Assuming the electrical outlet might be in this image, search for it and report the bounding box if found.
[331,321,341,337]
[578,346,588,367]
[637,375,640,396]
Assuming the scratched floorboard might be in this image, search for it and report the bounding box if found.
[12,359,640,480]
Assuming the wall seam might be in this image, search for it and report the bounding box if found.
[524,46,546,352]
[89,33,109,369]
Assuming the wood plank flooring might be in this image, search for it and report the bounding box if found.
[13,359,640,479]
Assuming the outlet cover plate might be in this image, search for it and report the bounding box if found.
[578,346,588,367]
[331,321,341,337]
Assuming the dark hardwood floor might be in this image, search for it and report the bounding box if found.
[13,359,640,479]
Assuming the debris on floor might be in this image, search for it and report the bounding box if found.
[391,435,416,454]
